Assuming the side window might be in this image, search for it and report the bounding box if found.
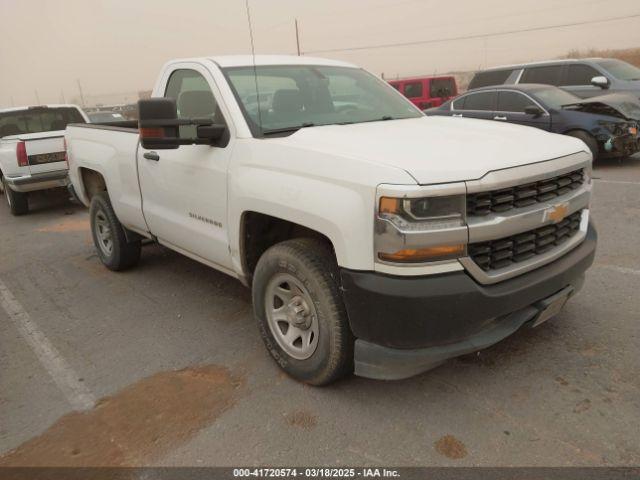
[468,70,513,89]
[403,81,423,98]
[164,69,225,137]
[497,91,536,113]
[461,92,495,111]
[520,65,562,86]
[430,78,455,98]
[560,64,602,86]
[452,96,465,110]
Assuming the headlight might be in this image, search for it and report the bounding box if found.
[375,191,467,264]
[598,120,631,136]
[380,195,465,228]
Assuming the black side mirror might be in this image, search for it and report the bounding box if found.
[138,98,180,150]
[138,98,228,149]
[197,124,227,144]
[524,105,544,117]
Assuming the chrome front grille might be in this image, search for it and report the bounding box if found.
[468,210,583,272]
[467,169,585,217]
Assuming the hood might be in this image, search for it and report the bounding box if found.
[271,117,587,185]
[563,93,640,120]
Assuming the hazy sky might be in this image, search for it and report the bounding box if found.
[1,0,639,107]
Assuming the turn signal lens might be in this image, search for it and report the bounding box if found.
[16,141,28,167]
[140,127,164,138]
[379,197,400,214]
[378,244,465,263]
[63,138,68,165]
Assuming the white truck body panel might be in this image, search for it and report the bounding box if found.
[272,116,588,185]
[66,126,146,230]
[66,55,590,279]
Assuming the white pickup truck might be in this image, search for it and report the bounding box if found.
[0,105,87,215]
[66,55,596,385]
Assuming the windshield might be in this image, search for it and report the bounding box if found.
[0,107,85,137]
[223,65,422,136]
[595,59,640,81]
[533,87,581,108]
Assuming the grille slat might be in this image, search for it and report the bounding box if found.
[468,211,583,272]
[467,169,585,217]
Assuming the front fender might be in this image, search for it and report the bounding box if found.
[228,141,415,276]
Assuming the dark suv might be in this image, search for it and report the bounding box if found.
[469,58,640,100]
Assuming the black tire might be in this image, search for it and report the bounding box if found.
[3,177,29,216]
[252,238,354,386]
[89,191,141,271]
[566,130,599,160]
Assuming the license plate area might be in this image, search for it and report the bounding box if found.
[531,286,573,328]
[28,151,66,165]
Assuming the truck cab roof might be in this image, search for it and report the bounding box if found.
[0,104,83,114]
[166,55,357,69]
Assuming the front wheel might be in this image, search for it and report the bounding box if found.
[566,130,599,160]
[3,178,29,216]
[252,238,354,385]
[89,192,141,271]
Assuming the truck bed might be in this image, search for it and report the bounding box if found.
[68,120,139,132]
[66,122,146,232]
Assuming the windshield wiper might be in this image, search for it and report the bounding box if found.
[262,123,315,135]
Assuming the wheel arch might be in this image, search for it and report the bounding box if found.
[239,211,338,285]
[562,128,600,159]
[77,167,108,205]
[561,127,597,138]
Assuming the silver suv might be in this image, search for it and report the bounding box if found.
[469,58,640,100]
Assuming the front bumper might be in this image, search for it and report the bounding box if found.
[340,222,597,380]
[600,132,640,158]
[4,170,69,193]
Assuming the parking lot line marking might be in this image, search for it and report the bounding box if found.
[600,264,640,277]
[593,179,640,185]
[0,277,95,411]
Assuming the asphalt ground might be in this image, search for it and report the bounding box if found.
[0,155,639,467]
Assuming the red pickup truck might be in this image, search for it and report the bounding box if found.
[389,76,458,110]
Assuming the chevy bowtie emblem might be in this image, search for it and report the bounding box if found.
[545,203,569,223]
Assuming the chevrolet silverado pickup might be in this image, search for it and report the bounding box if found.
[0,105,87,215]
[66,55,597,385]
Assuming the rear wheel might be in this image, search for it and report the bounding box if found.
[252,238,354,385]
[89,192,141,271]
[566,130,599,160]
[3,177,29,216]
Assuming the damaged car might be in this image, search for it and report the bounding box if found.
[425,84,640,160]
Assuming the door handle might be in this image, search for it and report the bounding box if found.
[452,113,463,117]
[143,152,160,161]
[493,116,508,121]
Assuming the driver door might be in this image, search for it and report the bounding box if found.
[494,91,551,131]
[137,65,234,271]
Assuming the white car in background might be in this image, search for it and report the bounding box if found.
[0,104,87,215]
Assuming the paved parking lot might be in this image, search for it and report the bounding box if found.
[1,155,639,467]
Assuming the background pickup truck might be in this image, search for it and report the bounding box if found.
[0,104,87,215]
[66,55,597,385]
